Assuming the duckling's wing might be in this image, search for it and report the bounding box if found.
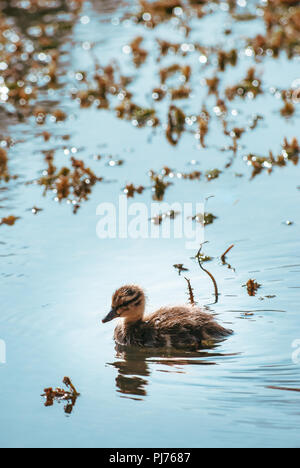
[147,306,232,348]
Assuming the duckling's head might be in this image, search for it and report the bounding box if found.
[102,285,146,324]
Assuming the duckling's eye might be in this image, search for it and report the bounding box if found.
[127,289,134,296]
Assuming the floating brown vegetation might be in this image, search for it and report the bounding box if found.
[249,114,264,130]
[33,108,67,125]
[0,149,9,181]
[149,170,172,201]
[245,279,261,296]
[0,0,82,120]
[0,215,20,227]
[152,87,166,101]
[124,184,145,198]
[156,39,182,57]
[283,137,299,160]
[106,156,124,167]
[171,86,191,100]
[174,264,189,276]
[280,100,295,117]
[248,0,300,58]
[192,252,213,263]
[72,64,133,110]
[191,212,217,226]
[160,64,191,84]
[166,105,186,145]
[184,277,197,305]
[151,209,180,225]
[131,0,184,28]
[217,49,238,72]
[41,377,80,415]
[116,100,160,128]
[181,170,202,180]
[223,126,246,154]
[203,213,217,226]
[280,90,296,117]
[31,206,43,215]
[162,166,201,180]
[129,36,148,67]
[226,68,262,101]
[206,76,220,96]
[246,138,299,178]
[37,154,103,213]
[205,169,222,181]
[126,0,208,30]
[197,107,210,148]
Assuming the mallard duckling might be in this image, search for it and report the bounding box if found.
[102,285,232,349]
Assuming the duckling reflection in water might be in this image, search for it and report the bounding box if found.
[109,345,232,400]
[102,285,233,350]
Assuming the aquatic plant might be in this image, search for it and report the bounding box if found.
[184,277,197,305]
[225,68,262,101]
[205,169,222,181]
[195,245,219,304]
[166,105,186,145]
[37,154,103,212]
[245,279,261,297]
[0,215,20,226]
[41,376,80,415]
[124,184,145,198]
[0,149,8,180]
[174,264,189,275]
[149,170,172,201]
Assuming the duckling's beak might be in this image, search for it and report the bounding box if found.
[102,308,118,324]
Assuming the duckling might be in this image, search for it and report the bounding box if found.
[102,285,232,349]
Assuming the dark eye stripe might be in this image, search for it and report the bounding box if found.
[117,292,142,309]
[133,300,142,307]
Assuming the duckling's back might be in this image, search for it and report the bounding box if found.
[114,305,232,350]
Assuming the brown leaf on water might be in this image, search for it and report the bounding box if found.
[171,86,191,100]
[151,209,180,225]
[166,105,186,146]
[0,148,8,180]
[37,154,103,212]
[280,101,295,117]
[206,76,219,96]
[128,0,184,28]
[225,68,262,101]
[245,279,261,296]
[217,49,238,72]
[41,377,80,415]
[205,169,222,181]
[124,184,145,198]
[160,64,191,84]
[149,171,172,201]
[129,36,148,68]
[174,264,189,276]
[116,100,159,128]
[0,216,20,227]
